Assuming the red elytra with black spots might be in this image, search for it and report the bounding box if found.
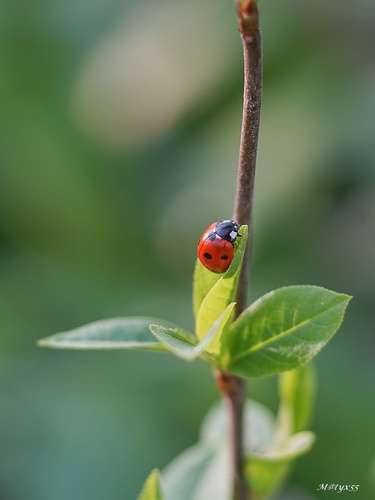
[197,220,240,273]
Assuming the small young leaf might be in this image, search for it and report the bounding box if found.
[278,363,316,435]
[150,303,235,362]
[149,325,198,360]
[38,317,182,351]
[192,260,222,320]
[195,226,248,341]
[247,459,287,498]
[138,469,164,500]
[203,302,236,358]
[226,286,351,378]
[246,432,315,498]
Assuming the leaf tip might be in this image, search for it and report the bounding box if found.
[148,324,163,342]
[342,293,353,302]
[336,292,353,314]
[238,224,248,239]
[137,468,163,500]
[150,467,161,477]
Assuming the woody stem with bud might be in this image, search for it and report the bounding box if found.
[216,2,262,500]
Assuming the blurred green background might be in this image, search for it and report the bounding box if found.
[1,0,374,498]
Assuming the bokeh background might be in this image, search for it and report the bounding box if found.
[1,0,374,498]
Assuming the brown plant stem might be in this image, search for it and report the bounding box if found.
[216,370,248,500]
[233,0,262,318]
[216,2,262,500]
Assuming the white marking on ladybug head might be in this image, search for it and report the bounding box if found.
[230,230,237,239]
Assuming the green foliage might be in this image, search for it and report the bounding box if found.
[152,391,315,500]
[138,469,164,500]
[39,229,350,382]
[38,220,351,499]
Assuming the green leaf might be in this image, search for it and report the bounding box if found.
[192,259,222,321]
[200,400,275,454]
[246,432,315,497]
[149,303,235,361]
[185,446,230,500]
[138,469,164,500]
[195,225,248,341]
[162,443,217,500]
[226,286,351,378]
[148,325,197,359]
[246,459,287,499]
[278,363,316,435]
[38,317,182,350]
[203,302,236,358]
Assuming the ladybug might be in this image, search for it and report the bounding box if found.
[197,220,241,273]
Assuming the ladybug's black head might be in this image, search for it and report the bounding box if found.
[214,220,240,244]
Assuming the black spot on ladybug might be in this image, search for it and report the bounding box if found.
[220,255,229,260]
[203,252,212,260]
